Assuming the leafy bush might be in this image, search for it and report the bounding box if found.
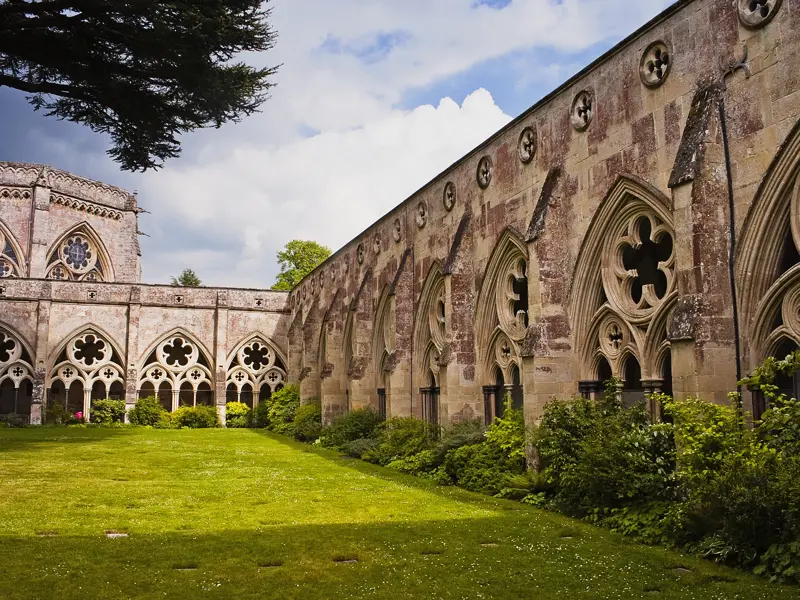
[267,385,300,435]
[293,401,322,442]
[172,405,219,429]
[252,400,271,428]
[341,437,378,459]
[369,417,433,465]
[433,419,485,463]
[485,396,527,462]
[45,401,76,425]
[321,407,383,449]
[443,441,524,495]
[225,401,251,428]
[386,449,437,476]
[90,399,126,425]
[129,396,168,427]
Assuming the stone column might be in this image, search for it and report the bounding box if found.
[30,293,52,424]
[641,378,665,421]
[27,167,51,279]
[214,292,229,426]
[124,287,141,421]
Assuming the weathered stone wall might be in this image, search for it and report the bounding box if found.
[288,0,800,423]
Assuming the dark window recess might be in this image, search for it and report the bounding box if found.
[377,388,387,420]
[622,217,672,303]
[512,261,529,327]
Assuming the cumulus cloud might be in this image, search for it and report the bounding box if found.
[137,89,511,287]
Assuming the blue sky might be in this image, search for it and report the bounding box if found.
[0,0,673,288]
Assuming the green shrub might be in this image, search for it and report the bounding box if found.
[369,417,433,465]
[321,407,383,449]
[90,399,126,425]
[45,401,76,425]
[293,401,322,442]
[172,405,219,429]
[267,385,300,435]
[252,400,271,428]
[443,441,524,495]
[386,449,437,475]
[433,419,485,463]
[129,396,168,427]
[485,396,526,462]
[341,437,378,459]
[225,401,251,428]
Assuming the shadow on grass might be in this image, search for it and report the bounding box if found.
[0,517,784,600]
[0,426,139,454]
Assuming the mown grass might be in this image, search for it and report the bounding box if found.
[0,428,793,599]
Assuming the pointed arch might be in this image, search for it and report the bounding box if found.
[0,323,35,417]
[44,221,115,282]
[372,285,394,389]
[474,227,529,388]
[413,262,446,385]
[737,119,800,368]
[135,328,214,408]
[225,333,286,404]
[569,175,675,389]
[0,218,26,278]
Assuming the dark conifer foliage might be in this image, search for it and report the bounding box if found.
[0,0,279,171]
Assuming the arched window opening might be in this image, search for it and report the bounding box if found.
[598,356,613,385]
[240,383,254,409]
[108,381,124,400]
[157,382,172,412]
[259,384,272,403]
[510,365,524,412]
[226,383,238,404]
[661,353,673,398]
[420,370,439,428]
[0,379,16,414]
[67,381,84,414]
[622,356,644,407]
[495,369,506,418]
[512,260,529,328]
[179,382,194,407]
[138,381,155,400]
[196,382,213,406]
[779,230,800,277]
[91,381,107,401]
[753,339,800,420]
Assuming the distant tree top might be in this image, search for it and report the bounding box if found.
[272,240,331,291]
[171,268,202,287]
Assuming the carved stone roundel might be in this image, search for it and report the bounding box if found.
[738,0,782,28]
[373,234,381,254]
[571,90,594,131]
[518,127,537,164]
[477,156,492,189]
[443,181,456,212]
[416,202,428,229]
[393,218,402,242]
[640,41,672,88]
[357,243,365,264]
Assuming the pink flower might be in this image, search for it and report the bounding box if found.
[75,411,83,420]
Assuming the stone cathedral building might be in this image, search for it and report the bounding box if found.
[2,0,800,426]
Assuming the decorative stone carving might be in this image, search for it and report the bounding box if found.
[0,188,31,200]
[45,225,110,282]
[738,0,782,28]
[518,127,537,164]
[393,217,402,242]
[477,156,493,189]
[0,328,34,398]
[356,244,365,264]
[571,90,594,131]
[443,181,456,212]
[416,201,428,229]
[373,234,381,254]
[640,41,671,88]
[0,224,23,278]
[50,193,123,220]
[225,336,285,398]
[50,331,125,399]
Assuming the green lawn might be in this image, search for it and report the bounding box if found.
[0,429,794,599]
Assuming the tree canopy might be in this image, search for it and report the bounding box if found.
[171,268,202,287]
[272,240,331,291]
[0,0,279,171]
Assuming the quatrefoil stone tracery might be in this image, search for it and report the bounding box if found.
[518,127,537,164]
[571,91,594,131]
[738,0,782,28]
[603,211,675,322]
[477,156,492,189]
[640,41,671,88]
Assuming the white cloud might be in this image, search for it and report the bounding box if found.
[117,0,675,286]
[138,89,511,287]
